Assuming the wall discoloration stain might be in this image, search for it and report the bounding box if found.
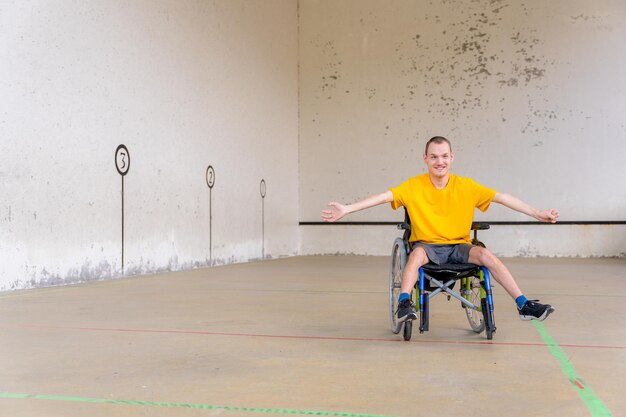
[385,0,561,135]
[314,39,342,96]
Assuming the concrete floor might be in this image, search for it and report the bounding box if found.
[0,256,624,417]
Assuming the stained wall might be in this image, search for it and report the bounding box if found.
[2,0,624,292]
[299,0,626,256]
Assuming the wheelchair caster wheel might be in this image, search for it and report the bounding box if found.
[403,320,412,341]
[481,298,496,340]
[486,328,494,340]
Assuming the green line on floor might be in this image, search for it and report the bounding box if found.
[0,392,397,417]
[532,321,613,417]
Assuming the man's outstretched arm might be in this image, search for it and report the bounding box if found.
[493,192,560,223]
[321,191,394,222]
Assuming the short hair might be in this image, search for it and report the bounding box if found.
[425,136,452,155]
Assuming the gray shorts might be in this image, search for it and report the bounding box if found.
[411,243,475,265]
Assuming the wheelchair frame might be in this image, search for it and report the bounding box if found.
[389,208,497,340]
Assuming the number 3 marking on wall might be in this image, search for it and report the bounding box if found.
[115,144,130,176]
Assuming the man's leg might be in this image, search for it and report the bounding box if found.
[396,246,429,322]
[401,245,429,294]
[468,246,554,321]
[467,246,522,299]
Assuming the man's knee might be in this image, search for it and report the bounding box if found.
[409,246,429,266]
[470,246,499,266]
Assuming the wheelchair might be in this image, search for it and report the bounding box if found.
[389,208,497,341]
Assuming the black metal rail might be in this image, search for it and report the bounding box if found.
[300,221,626,226]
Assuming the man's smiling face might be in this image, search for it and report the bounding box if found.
[423,141,454,179]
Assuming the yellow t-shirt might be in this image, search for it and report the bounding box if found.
[390,174,496,244]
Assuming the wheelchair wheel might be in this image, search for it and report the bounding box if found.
[481,298,495,340]
[389,238,407,334]
[403,320,412,341]
[464,276,486,333]
[486,326,493,340]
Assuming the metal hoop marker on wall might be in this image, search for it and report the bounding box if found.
[260,179,266,260]
[115,144,130,274]
[206,165,215,266]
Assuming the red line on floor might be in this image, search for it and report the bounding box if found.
[3,323,625,350]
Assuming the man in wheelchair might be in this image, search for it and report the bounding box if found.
[322,136,557,324]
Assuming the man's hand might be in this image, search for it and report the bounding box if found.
[321,202,349,222]
[321,191,393,222]
[536,209,560,223]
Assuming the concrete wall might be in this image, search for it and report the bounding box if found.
[0,0,299,290]
[299,0,626,257]
[2,0,624,292]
